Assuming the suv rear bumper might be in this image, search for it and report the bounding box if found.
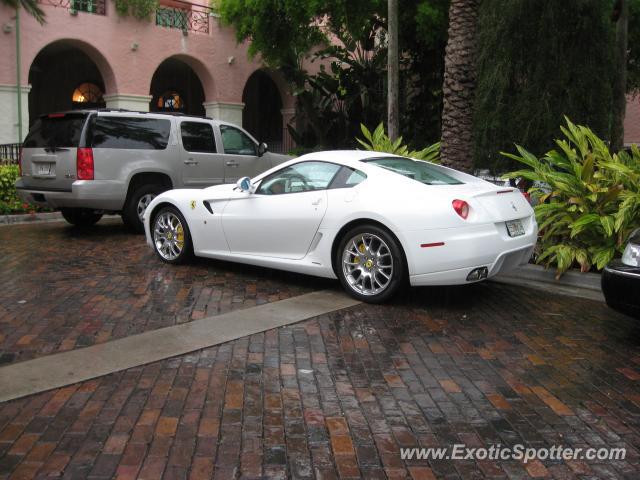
[16,178,126,211]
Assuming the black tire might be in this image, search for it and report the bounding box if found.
[335,224,407,303]
[122,184,165,233]
[60,208,103,227]
[150,206,193,264]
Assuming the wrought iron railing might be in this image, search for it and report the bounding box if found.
[155,2,211,34]
[38,0,106,15]
[0,144,21,164]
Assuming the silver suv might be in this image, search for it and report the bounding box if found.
[16,110,290,231]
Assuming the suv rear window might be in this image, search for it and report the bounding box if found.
[24,113,89,148]
[89,116,171,150]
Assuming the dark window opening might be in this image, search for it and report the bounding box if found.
[89,116,171,150]
[181,122,216,153]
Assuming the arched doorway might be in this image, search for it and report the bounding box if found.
[242,71,283,152]
[28,42,106,124]
[149,58,205,116]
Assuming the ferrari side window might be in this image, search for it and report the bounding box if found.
[256,161,341,195]
[330,167,367,189]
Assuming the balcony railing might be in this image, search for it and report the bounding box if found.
[38,0,106,15]
[0,144,21,164]
[156,2,211,34]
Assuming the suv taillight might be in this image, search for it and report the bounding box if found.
[18,146,23,177]
[77,147,94,180]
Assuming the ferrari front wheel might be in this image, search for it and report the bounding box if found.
[336,224,406,303]
[152,206,193,264]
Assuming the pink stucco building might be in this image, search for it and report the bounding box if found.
[0,0,295,151]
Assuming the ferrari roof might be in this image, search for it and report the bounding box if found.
[297,150,398,163]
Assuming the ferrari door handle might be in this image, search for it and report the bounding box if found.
[184,159,199,165]
[311,198,322,206]
[226,161,239,167]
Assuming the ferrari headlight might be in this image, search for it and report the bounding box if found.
[622,241,640,267]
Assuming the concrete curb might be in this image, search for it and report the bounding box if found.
[492,264,604,302]
[0,211,63,226]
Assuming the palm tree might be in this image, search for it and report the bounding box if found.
[440,0,481,173]
[610,0,628,152]
[2,0,45,23]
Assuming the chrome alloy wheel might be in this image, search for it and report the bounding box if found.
[137,193,156,221]
[153,212,185,261]
[342,233,394,296]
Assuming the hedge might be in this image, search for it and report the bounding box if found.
[0,163,45,214]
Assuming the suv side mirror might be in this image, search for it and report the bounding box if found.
[257,142,268,157]
[236,176,252,193]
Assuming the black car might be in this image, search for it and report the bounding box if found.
[602,229,640,317]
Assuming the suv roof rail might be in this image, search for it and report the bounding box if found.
[39,109,214,121]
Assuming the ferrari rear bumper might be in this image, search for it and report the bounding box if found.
[404,218,537,286]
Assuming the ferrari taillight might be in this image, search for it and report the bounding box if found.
[452,199,469,219]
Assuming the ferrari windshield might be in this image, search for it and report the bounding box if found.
[364,157,463,185]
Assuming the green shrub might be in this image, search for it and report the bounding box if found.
[502,118,640,277]
[357,123,440,163]
[0,163,41,215]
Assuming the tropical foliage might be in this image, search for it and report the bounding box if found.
[218,0,449,150]
[475,0,618,172]
[0,164,41,214]
[113,0,159,20]
[2,0,45,23]
[503,118,640,276]
[357,123,440,163]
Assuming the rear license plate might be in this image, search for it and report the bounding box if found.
[35,163,53,176]
[506,219,525,237]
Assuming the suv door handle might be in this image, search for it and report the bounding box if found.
[226,161,239,167]
[184,159,199,165]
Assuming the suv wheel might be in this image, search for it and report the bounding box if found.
[335,224,406,303]
[60,208,103,227]
[151,206,193,264]
[123,184,165,233]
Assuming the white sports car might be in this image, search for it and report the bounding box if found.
[144,151,537,303]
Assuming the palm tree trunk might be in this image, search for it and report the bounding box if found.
[440,0,481,172]
[610,0,628,153]
[387,0,399,141]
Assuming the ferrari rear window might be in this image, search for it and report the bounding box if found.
[364,157,463,185]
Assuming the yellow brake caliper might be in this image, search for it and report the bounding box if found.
[354,242,366,264]
[176,225,184,248]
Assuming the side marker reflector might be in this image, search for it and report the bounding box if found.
[420,242,445,248]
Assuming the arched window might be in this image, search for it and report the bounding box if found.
[72,82,103,104]
[157,90,184,111]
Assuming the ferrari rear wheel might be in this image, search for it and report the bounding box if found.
[337,225,406,303]
[152,206,193,264]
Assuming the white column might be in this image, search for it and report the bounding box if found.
[203,101,244,125]
[0,84,31,144]
[103,94,153,112]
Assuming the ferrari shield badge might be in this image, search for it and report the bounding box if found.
[190,200,196,210]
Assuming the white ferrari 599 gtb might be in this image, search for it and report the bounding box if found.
[144,151,537,303]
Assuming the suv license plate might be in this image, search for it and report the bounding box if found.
[36,163,52,176]
[506,219,525,237]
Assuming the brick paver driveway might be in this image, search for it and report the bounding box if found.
[0,220,328,365]
[1,220,640,479]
